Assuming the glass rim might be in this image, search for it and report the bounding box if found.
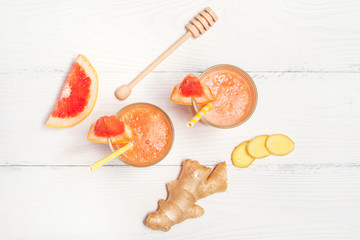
[108,102,174,167]
[192,64,258,129]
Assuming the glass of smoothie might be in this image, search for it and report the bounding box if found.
[109,103,174,167]
[193,65,257,128]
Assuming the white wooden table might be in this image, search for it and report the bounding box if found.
[1,0,360,239]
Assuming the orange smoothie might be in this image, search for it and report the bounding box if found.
[110,103,174,167]
[195,65,257,128]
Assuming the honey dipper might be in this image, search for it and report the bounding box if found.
[115,7,218,100]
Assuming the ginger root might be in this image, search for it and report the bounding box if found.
[232,141,255,168]
[247,135,270,159]
[266,134,295,156]
[231,134,295,168]
[145,159,227,231]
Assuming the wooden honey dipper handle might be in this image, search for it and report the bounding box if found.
[128,31,192,89]
[115,7,218,100]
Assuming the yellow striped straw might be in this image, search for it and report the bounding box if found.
[186,104,212,128]
[88,142,133,172]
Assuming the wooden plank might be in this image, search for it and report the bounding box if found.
[0,0,359,72]
[0,165,359,239]
[0,72,359,166]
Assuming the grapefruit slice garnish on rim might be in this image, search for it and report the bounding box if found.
[87,115,134,144]
[170,74,214,105]
[46,54,98,128]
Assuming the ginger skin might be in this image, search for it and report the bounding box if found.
[145,159,227,231]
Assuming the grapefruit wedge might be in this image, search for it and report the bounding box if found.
[46,54,98,128]
[170,74,214,105]
[87,115,134,144]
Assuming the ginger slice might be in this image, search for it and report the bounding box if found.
[247,135,270,159]
[231,141,255,168]
[266,134,295,156]
[145,159,227,231]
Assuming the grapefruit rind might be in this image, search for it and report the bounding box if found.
[46,54,99,128]
[170,83,214,105]
[87,123,134,144]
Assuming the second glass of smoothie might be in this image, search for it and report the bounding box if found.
[194,65,257,128]
[109,102,174,167]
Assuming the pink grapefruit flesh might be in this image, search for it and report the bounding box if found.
[46,54,98,128]
[87,115,134,144]
[170,74,214,105]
